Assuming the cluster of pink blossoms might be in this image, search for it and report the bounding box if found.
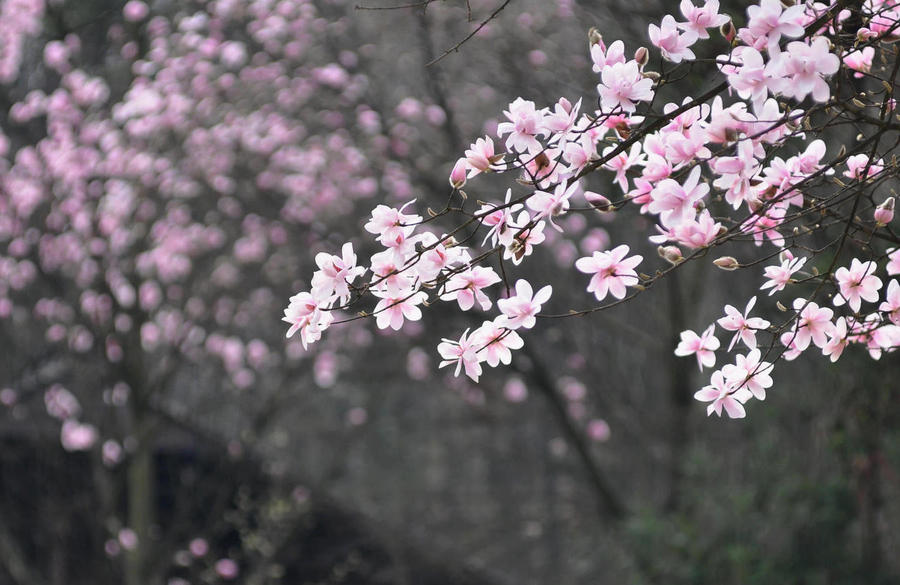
[287,0,900,418]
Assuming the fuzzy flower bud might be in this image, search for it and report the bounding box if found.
[584,191,612,212]
[634,46,649,68]
[875,196,895,226]
[657,245,683,264]
[713,256,740,270]
[720,21,736,43]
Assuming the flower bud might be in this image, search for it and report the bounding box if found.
[875,196,895,226]
[634,46,649,68]
[720,21,736,43]
[584,191,612,212]
[657,245,683,264]
[449,158,467,189]
[713,256,740,270]
[588,28,603,47]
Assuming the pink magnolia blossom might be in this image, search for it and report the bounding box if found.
[503,211,546,265]
[598,60,654,113]
[717,296,771,350]
[590,38,626,72]
[768,37,840,103]
[440,266,501,311]
[473,320,524,367]
[844,154,884,181]
[888,248,900,276]
[649,15,698,63]
[449,158,467,188]
[833,258,882,312]
[464,136,498,178]
[844,46,874,77]
[822,316,850,362]
[791,298,835,351]
[722,47,769,112]
[575,244,643,301]
[372,290,428,330]
[760,253,806,295]
[875,196,894,226]
[527,182,577,230]
[675,325,720,371]
[496,279,552,330]
[742,0,806,53]
[311,242,365,303]
[602,142,645,193]
[679,0,730,39]
[693,369,752,418]
[437,328,484,382]
[721,348,773,400]
[364,200,422,248]
[880,280,900,325]
[283,292,334,349]
[648,166,709,228]
[497,97,546,153]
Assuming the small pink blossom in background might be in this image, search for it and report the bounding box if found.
[45,384,80,419]
[61,420,98,451]
[102,440,123,466]
[118,528,139,551]
[503,377,528,402]
[693,370,752,418]
[674,325,720,371]
[0,389,16,406]
[406,347,430,380]
[833,258,882,313]
[215,558,240,580]
[587,419,611,442]
[189,537,209,557]
[717,296,770,350]
[497,279,552,330]
[760,253,806,295]
[346,407,368,426]
[575,244,643,302]
[123,1,149,21]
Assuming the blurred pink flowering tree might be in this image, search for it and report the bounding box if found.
[288,0,900,420]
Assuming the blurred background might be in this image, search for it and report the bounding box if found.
[1,0,899,584]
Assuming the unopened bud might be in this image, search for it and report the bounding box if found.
[588,28,604,47]
[776,301,787,312]
[584,191,612,212]
[634,46,649,68]
[875,196,895,226]
[642,70,661,81]
[449,158,467,189]
[720,21,736,43]
[657,245,683,264]
[713,256,740,270]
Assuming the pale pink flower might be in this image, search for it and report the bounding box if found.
[882,280,900,326]
[61,420,98,451]
[478,188,522,247]
[283,292,334,349]
[497,97,546,153]
[503,211,546,265]
[364,200,422,247]
[742,0,806,54]
[473,320,524,367]
[888,248,900,276]
[598,60,654,113]
[844,46,874,78]
[527,182,577,230]
[833,258,882,312]
[575,244,643,301]
[767,37,840,103]
[372,290,428,330]
[717,296,771,350]
[437,328,484,381]
[369,250,415,296]
[674,324,720,371]
[721,348,773,400]
[760,253,806,295]
[543,97,581,139]
[602,142,645,193]
[590,39,626,72]
[693,369,752,418]
[497,279,552,330]
[649,15,698,63]
[648,165,709,228]
[791,298,835,350]
[464,136,497,177]
[822,316,850,362]
[723,46,769,112]
[311,243,365,303]
[679,0,730,39]
[844,154,885,180]
[440,265,501,311]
